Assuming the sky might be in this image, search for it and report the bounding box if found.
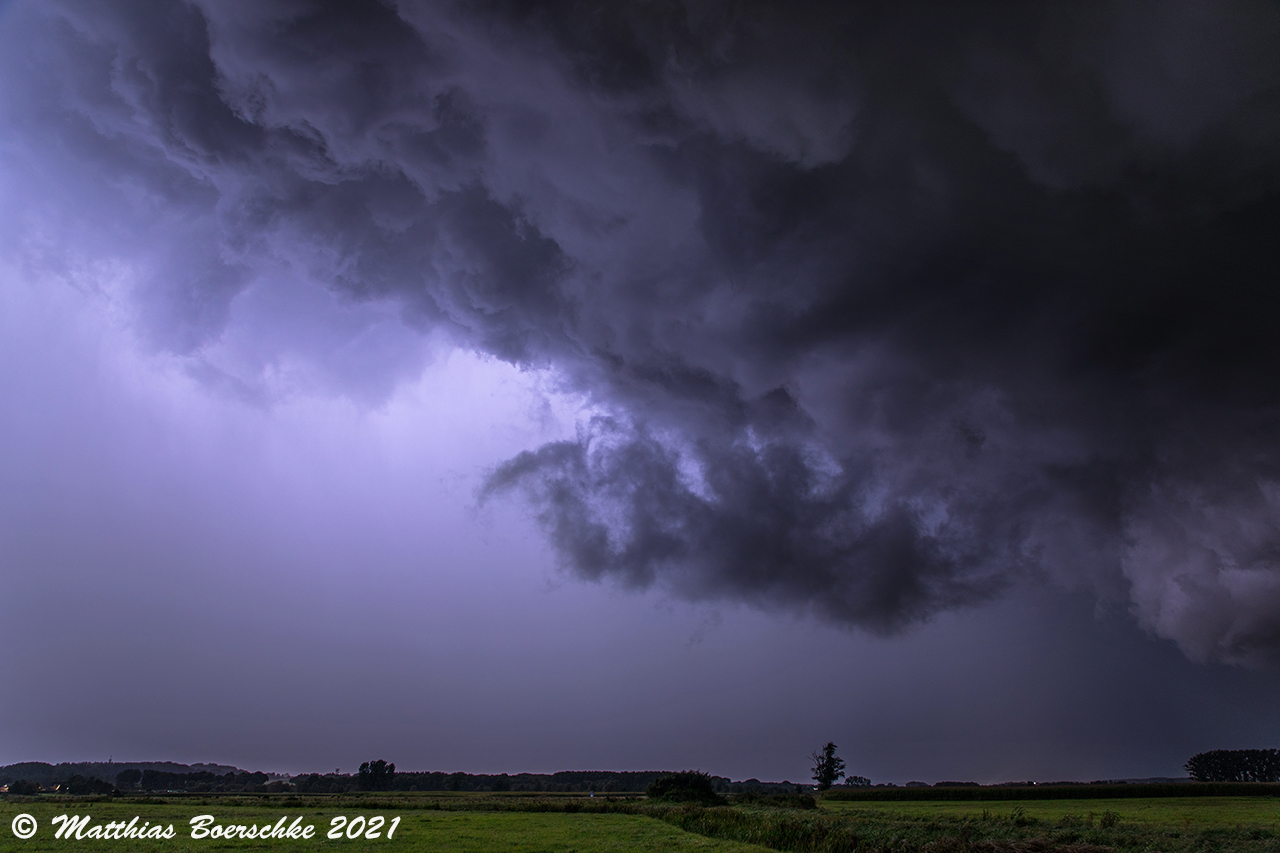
[2,0,1280,785]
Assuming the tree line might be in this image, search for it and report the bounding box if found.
[294,767,772,794]
[118,768,279,793]
[5,769,282,795]
[0,761,239,789]
[3,760,805,796]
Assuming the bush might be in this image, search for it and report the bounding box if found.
[647,771,725,804]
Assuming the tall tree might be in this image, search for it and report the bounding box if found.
[810,743,845,791]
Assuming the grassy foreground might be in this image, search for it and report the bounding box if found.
[0,797,771,853]
[4,791,1280,852]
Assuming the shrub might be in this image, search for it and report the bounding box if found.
[646,771,725,804]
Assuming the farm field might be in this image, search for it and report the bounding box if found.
[0,797,771,853]
[822,795,1280,828]
[6,792,1280,852]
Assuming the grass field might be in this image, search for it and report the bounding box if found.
[0,798,773,853]
[822,795,1280,828]
[6,792,1280,852]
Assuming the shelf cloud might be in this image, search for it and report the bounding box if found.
[6,0,1280,666]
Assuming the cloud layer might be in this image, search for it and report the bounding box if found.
[6,0,1280,664]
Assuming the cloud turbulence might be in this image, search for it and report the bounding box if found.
[6,0,1280,668]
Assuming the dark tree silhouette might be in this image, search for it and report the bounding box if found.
[358,759,396,791]
[646,771,724,803]
[61,775,114,795]
[1185,749,1280,782]
[115,768,142,790]
[810,743,845,791]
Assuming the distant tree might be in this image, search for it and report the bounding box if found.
[115,768,142,790]
[810,743,845,791]
[646,771,724,804]
[358,760,396,791]
[7,779,39,795]
[1186,749,1280,782]
[845,775,871,787]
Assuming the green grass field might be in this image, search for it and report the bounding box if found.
[6,792,1280,852]
[0,798,772,853]
[821,795,1280,828]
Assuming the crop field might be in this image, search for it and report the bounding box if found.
[5,792,1280,852]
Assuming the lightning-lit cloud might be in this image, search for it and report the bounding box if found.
[4,0,1280,666]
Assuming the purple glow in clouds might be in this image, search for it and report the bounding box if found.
[2,0,1280,783]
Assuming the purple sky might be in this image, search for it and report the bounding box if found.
[3,0,1280,784]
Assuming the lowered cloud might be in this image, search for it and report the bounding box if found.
[5,0,1280,665]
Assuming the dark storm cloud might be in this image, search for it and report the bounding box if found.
[8,0,1280,663]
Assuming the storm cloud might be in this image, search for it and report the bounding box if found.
[6,0,1280,665]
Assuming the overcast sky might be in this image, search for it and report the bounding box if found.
[3,0,1280,785]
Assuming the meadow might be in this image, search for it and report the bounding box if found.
[4,790,1280,852]
[0,796,771,853]
[822,795,1280,828]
